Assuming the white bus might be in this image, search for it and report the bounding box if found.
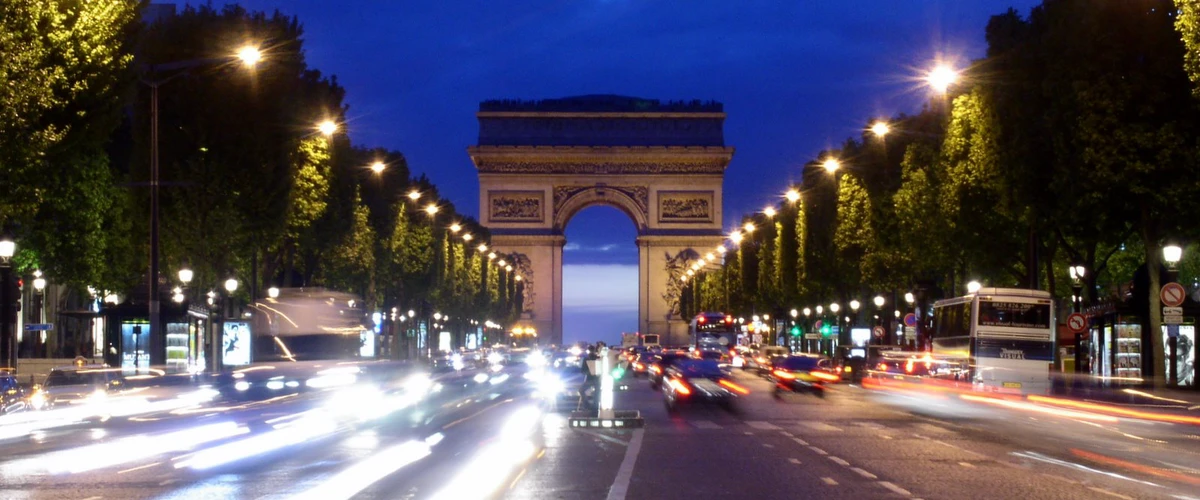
[930,288,1055,395]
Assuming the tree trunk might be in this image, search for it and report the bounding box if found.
[1141,202,1165,388]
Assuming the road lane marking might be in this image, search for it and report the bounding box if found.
[808,446,827,455]
[746,421,780,430]
[577,429,628,447]
[851,467,877,479]
[931,439,987,459]
[792,437,809,446]
[744,431,754,435]
[879,481,911,496]
[829,456,850,466]
[691,420,721,429]
[1087,487,1133,500]
[788,458,802,465]
[606,429,644,500]
[821,477,838,486]
[159,480,175,486]
[781,431,794,437]
[80,497,102,500]
[958,462,975,468]
[803,422,843,432]
[762,443,774,448]
[117,462,160,474]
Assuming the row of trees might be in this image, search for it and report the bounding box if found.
[680,0,1200,385]
[0,3,524,333]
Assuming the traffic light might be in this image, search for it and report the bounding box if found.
[789,326,801,336]
[820,324,832,337]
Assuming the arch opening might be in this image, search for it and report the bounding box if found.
[562,205,639,346]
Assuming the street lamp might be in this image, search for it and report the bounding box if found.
[425,204,439,216]
[370,161,386,175]
[905,292,915,305]
[730,231,744,244]
[763,207,776,218]
[785,189,801,203]
[145,46,261,368]
[178,268,193,285]
[1163,244,1183,272]
[268,287,280,299]
[966,281,982,294]
[407,190,421,201]
[873,296,885,308]
[317,120,338,136]
[790,309,798,319]
[1068,264,1086,313]
[927,64,959,94]
[743,222,755,233]
[0,236,15,368]
[224,278,239,294]
[822,157,841,173]
[870,121,890,137]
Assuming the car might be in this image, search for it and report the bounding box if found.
[647,351,689,389]
[630,352,656,377]
[661,359,748,413]
[769,355,840,398]
[748,346,790,374]
[1,370,29,414]
[31,365,124,410]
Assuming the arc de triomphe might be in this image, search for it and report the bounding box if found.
[470,95,733,346]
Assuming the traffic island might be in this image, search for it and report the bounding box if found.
[568,409,644,429]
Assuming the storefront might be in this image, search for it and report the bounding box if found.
[1083,302,1197,389]
[102,300,210,374]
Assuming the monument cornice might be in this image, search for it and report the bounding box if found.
[469,145,734,174]
[477,111,727,120]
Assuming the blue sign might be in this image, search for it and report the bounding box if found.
[23,323,53,331]
[903,313,918,327]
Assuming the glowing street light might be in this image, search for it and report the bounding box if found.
[407,190,421,201]
[790,309,798,318]
[477,244,488,252]
[497,259,507,267]
[268,287,280,299]
[743,222,756,233]
[462,233,473,242]
[966,281,982,294]
[803,307,812,317]
[487,252,496,260]
[224,278,239,293]
[849,300,861,312]
[370,161,386,174]
[424,204,439,216]
[236,46,262,67]
[873,295,885,308]
[716,245,727,254]
[763,207,776,218]
[730,231,744,244]
[829,303,840,314]
[870,121,890,137]
[822,157,841,173]
[927,64,959,94]
[785,189,800,203]
[178,268,193,284]
[317,120,338,136]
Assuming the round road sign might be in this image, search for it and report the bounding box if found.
[873,326,885,337]
[1161,282,1186,308]
[1066,313,1087,334]
[903,313,918,327]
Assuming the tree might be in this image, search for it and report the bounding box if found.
[0,0,139,286]
[1177,0,1200,97]
[317,191,375,299]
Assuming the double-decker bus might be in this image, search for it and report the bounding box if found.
[689,312,739,351]
[930,287,1055,394]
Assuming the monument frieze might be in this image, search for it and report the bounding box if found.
[488,190,544,222]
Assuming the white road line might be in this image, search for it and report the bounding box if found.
[808,446,828,455]
[803,422,843,432]
[788,458,802,465]
[879,481,911,496]
[880,434,894,440]
[159,480,175,486]
[762,443,775,448]
[958,462,975,468]
[606,429,644,500]
[1087,487,1133,500]
[743,431,754,435]
[691,420,721,429]
[932,440,987,459]
[780,431,794,437]
[80,497,102,500]
[792,437,809,446]
[851,467,877,479]
[828,456,850,466]
[821,477,838,486]
[746,421,781,430]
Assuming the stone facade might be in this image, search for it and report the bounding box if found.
[472,95,733,346]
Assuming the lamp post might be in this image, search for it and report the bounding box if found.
[873,295,886,344]
[1163,244,1183,386]
[145,48,261,368]
[1068,264,1085,314]
[0,237,14,369]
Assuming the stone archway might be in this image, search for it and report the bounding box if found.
[470,95,733,346]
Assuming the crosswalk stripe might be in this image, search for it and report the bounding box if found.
[746,421,781,430]
[691,420,722,429]
[802,422,843,432]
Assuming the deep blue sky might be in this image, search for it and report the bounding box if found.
[225,1,1041,343]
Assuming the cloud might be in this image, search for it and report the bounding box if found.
[564,243,624,252]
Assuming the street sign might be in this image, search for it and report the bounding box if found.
[1163,306,1184,325]
[1161,282,1186,307]
[23,323,52,331]
[1066,313,1087,334]
[903,313,917,327]
[873,326,885,338]
[803,333,820,340]
[904,326,916,338]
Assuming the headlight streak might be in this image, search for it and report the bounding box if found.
[11,422,247,475]
[1010,450,1163,488]
[175,411,339,470]
[287,439,432,500]
[430,406,543,500]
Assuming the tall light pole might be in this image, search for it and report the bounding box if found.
[0,237,14,369]
[1068,264,1085,313]
[145,47,261,367]
[1163,244,1183,386]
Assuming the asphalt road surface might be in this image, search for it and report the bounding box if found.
[2,365,1199,499]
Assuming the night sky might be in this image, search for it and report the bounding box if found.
[226,0,1041,344]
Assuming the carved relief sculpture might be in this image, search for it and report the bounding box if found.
[661,248,701,320]
[658,191,714,222]
[489,191,543,221]
[553,185,649,219]
[510,253,535,314]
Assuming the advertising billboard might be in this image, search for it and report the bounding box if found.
[223,321,252,366]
